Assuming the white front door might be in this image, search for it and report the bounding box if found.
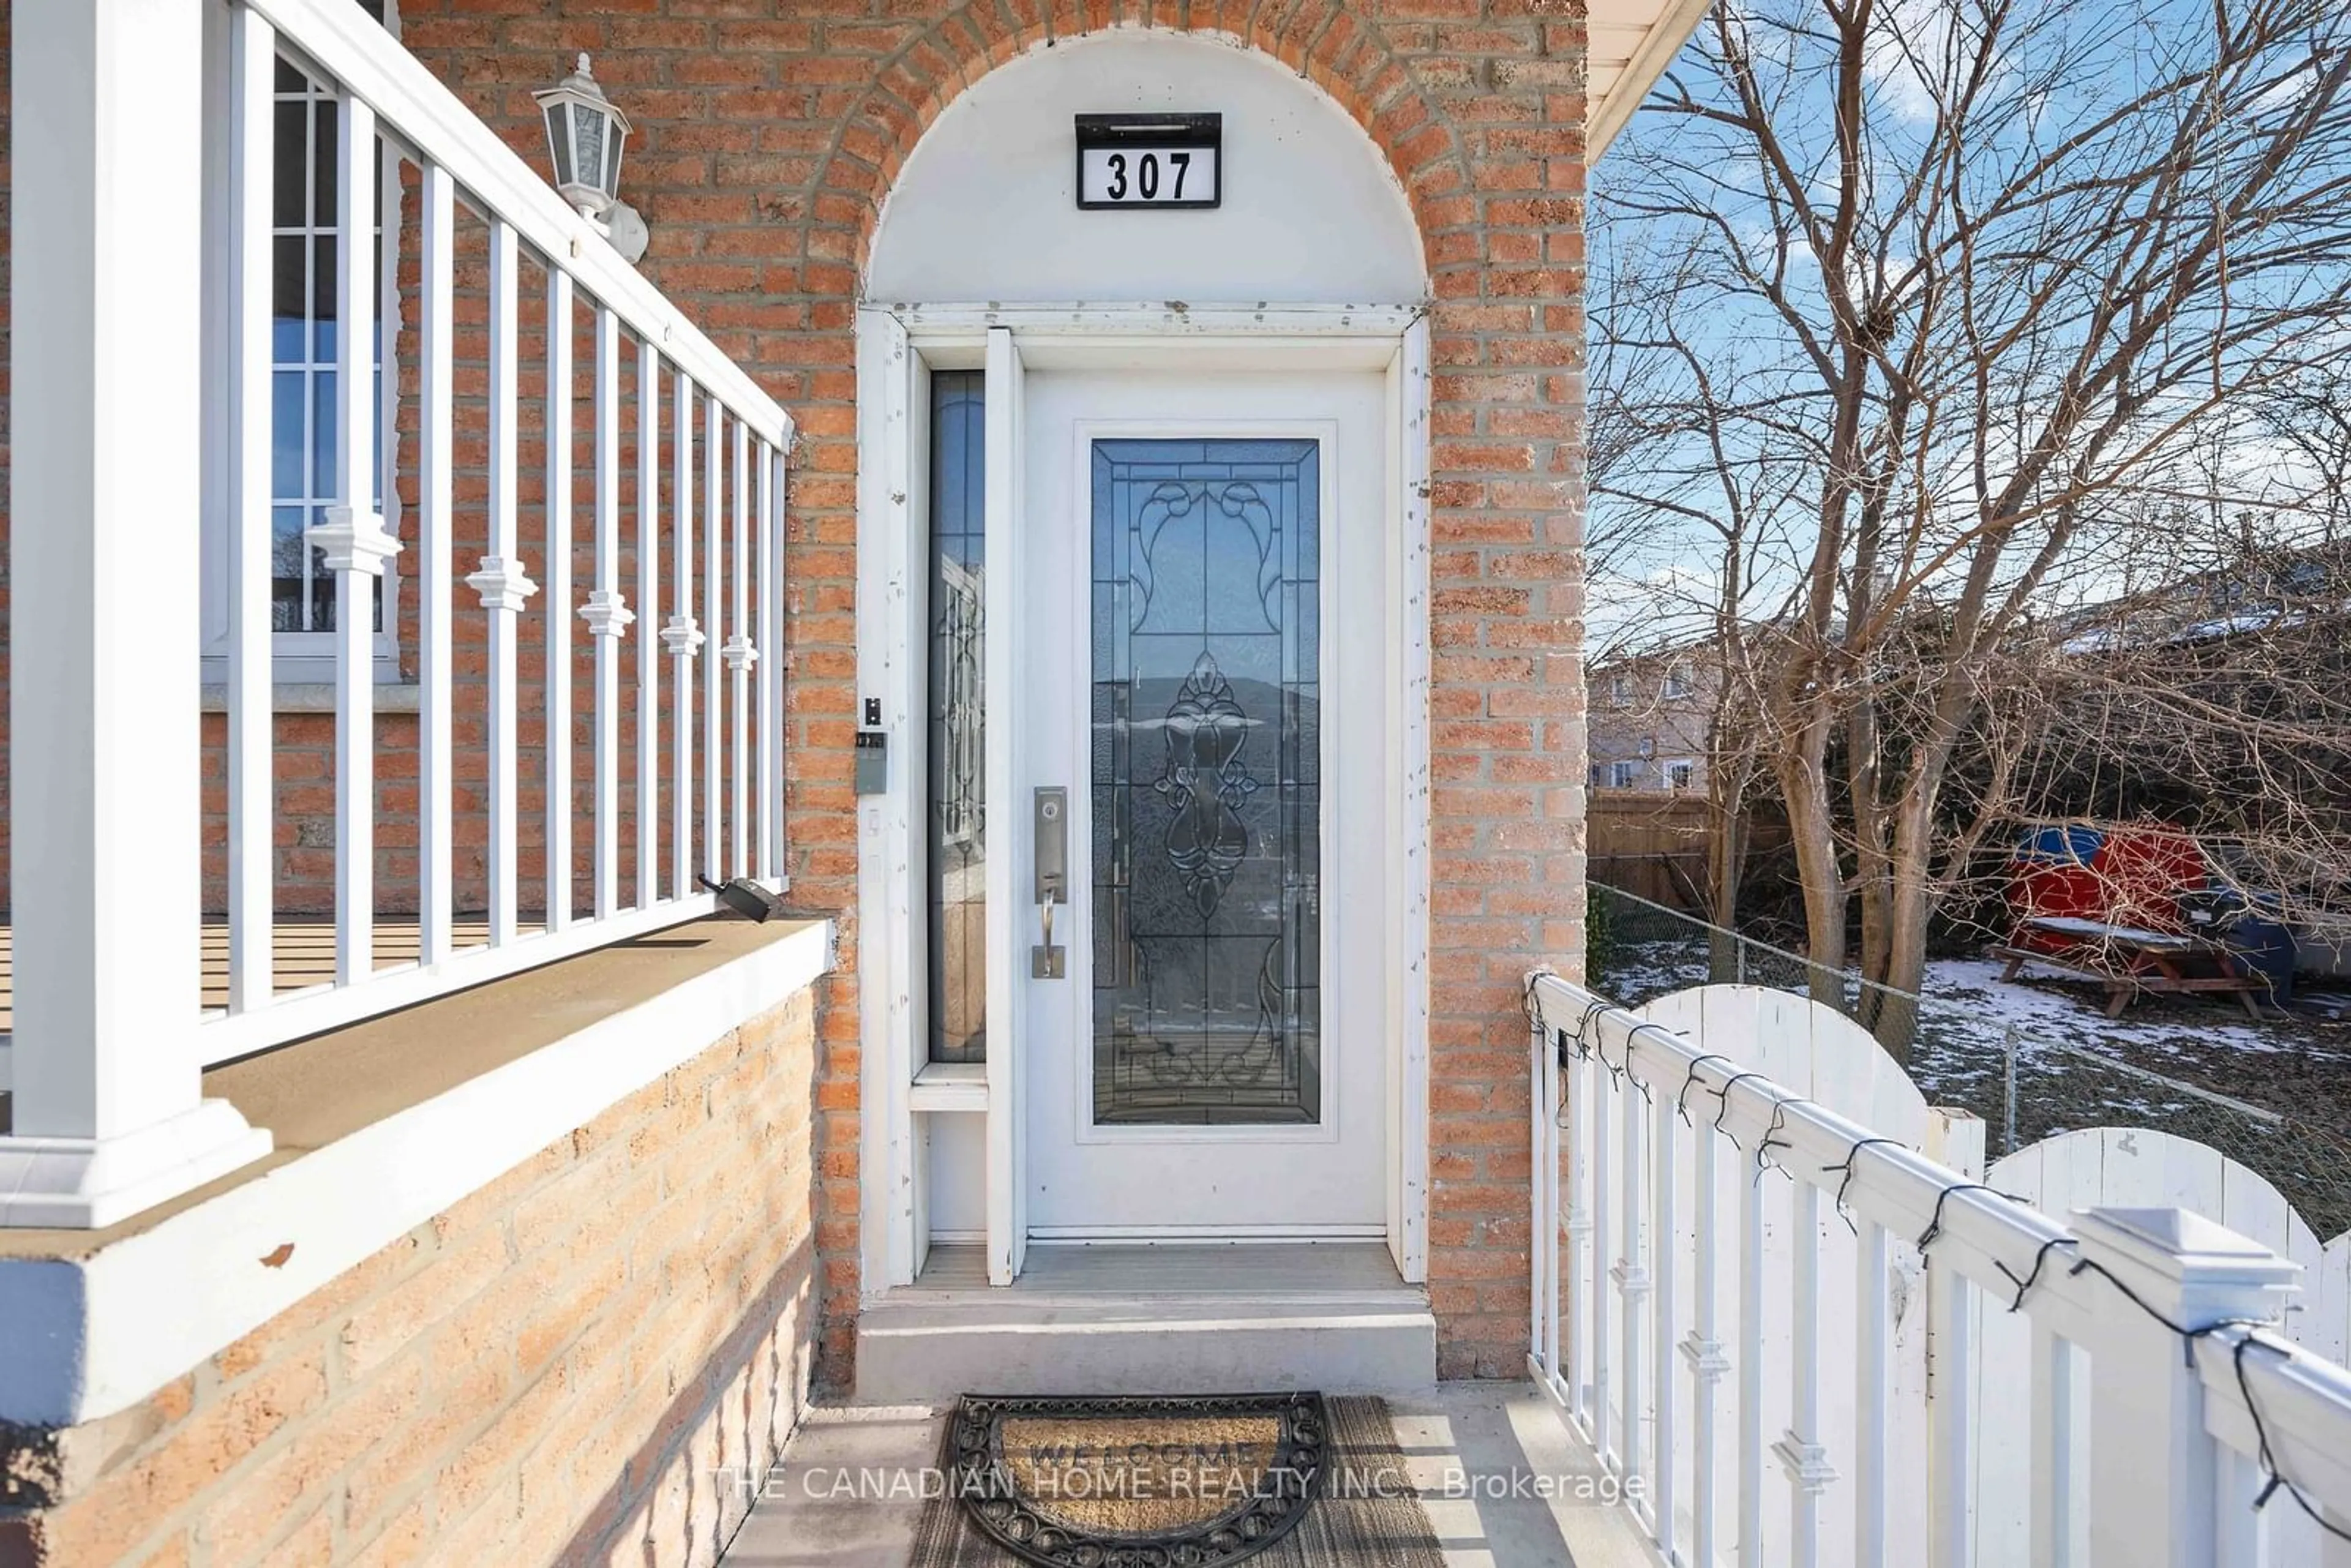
[1015,366,1392,1237]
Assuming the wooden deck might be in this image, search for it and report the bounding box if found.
[0,922,536,1035]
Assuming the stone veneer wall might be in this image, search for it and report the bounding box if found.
[0,988,821,1568]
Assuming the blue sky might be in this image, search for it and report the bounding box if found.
[1584,0,2351,655]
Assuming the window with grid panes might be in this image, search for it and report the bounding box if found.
[269,0,392,635]
[201,0,401,685]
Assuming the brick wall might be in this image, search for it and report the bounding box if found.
[0,987,822,1568]
[2,0,1589,1384]
[391,0,1589,1386]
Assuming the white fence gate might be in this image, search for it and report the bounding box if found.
[1971,1127,2344,1566]
[1529,972,2351,1568]
[1635,986,2351,1567]
[1634,985,1982,1567]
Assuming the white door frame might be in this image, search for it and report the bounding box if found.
[855,303,1432,1291]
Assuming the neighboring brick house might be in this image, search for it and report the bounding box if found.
[0,0,1712,1562]
[1588,641,1717,792]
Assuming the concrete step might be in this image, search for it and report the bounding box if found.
[853,1242,1438,1403]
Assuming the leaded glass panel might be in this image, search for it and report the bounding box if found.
[927,372,988,1063]
[1090,439,1322,1125]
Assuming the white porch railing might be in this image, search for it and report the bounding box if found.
[4,0,789,1225]
[1527,973,2351,1567]
[206,0,793,1065]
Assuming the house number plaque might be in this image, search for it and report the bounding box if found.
[1075,113,1223,209]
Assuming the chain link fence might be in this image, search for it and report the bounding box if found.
[1589,882,2351,1239]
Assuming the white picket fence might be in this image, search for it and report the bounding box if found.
[1529,974,2351,1567]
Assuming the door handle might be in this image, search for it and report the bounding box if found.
[1033,786,1068,979]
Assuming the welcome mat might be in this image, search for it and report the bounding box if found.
[911,1392,1447,1568]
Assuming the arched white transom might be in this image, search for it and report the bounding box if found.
[864,32,1428,306]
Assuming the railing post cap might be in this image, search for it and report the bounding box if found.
[2072,1206,2301,1316]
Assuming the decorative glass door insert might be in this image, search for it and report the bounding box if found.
[1089,439,1321,1126]
[928,371,988,1063]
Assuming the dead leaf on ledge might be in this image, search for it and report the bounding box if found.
[260,1244,294,1269]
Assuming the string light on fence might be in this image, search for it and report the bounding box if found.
[1820,1137,1908,1234]
[1529,973,2351,1547]
[1673,1053,1738,1126]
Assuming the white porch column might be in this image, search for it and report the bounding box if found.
[3,0,271,1226]
[2075,1207,2300,1567]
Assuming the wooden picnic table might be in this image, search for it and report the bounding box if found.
[1992,914,2267,1021]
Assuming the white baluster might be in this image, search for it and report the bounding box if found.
[2214,1443,2270,1568]
[1532,1021,1549,1378]
[225,4,275,1012]
[543,269,576,934]
[1929,1258,1974,1568]
[306,89,400,985]
[1856,1218,1890,1568]
[662,373,702,897]
[1593,1045,1615,1467]
[1566,1033,1597,1432]
[1545,1033,1564,1400]
[757,443,782,882]
[724,419,756,880]
[636,341,661,904]
[1543,1060,1562,1404]
[1614,1059,1649,1495]
[468,220,536,947]
[1532,1020,1564,1400]
[581,306,634,918]
[1652,1064,1679,1555]
[1681,1072,1731,1568]
[1775,1177,1835,1568]
[702,392,726,883]
[1739,1108,1766,1568]
[2029,1321,2078,1567]
[416,162,456,965]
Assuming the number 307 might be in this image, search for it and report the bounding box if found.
[1104,151,1191,201]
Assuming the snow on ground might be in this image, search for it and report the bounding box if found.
[1922,956,2279,1053]
[1595,931,2351,1236]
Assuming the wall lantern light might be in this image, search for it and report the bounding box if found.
[534,54,648,263]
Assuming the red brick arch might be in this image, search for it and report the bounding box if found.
[394,0,1592,1385]
[804,9,1474,281]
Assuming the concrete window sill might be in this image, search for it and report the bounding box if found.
[197,682,422,714]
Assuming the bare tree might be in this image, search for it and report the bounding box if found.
[1593,0,2351,1056]
[1586,230,1810,962]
